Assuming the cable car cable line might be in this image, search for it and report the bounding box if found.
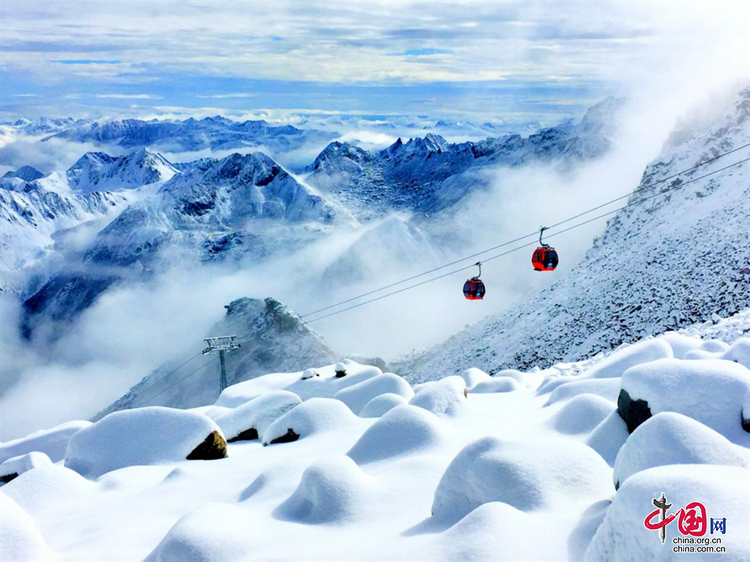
[299,142,750,319]
[119,152,749,404]
[300,147,750,322]
[302,155,749,324]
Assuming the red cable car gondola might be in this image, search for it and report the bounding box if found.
[532,227,559,272]
[463,262,485,300]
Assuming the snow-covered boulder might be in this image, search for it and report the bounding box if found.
[65,407,226,478]
[471,376,523,394]
[334,362,348,377]
[359,393,408,418]
[587,412,631,467]
[618,358,750,442]
[0,452,52,484]
[333,373,413,415]
[0,420,91,464]
[0,494,55,562]
[723,337,750,369]
[550,394,614,435]
[409,376,467,416]
[262,398,358,445]
[613,412,749,488]
[214,391,301,442]
[1,465,94,515]
[658,332,702,359]
[347,405,449,464]
[585,465,750,562]
[301,368,320,380]
[431,436,612,524]
[546,378,621,406]
[147,502,256,562]
[700,339,730,353]
[584,339,673,379]
[460,368,492,389]
[274,455,376,524]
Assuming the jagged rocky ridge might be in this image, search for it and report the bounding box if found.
[306,97,625,219]
[96,297,337,417]
[403,88,750,382]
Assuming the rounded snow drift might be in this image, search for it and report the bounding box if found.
[65,407,226,479]
[359,393,408,418]
[613,412,749,488]
[0,494,55,562]
[347,405,448,464]
[262,398,358,446]
[333,373,413,415]
[0,452,52,484]
[460,368,492,389]
[658,332,702,359]
[586,411,630,467]
[0,420,91,464]
[583,339,673,380]
[148,502,256,562]
[550,393,614,435]
[723,337,750,369]
[410,376,467,416]
[214,390,301,442]
[471,376,523,394]
[546,378,620,406]
[431,436,612,524]
[274,455,375,524]
[584,466,750,562]
[300,368,320,380]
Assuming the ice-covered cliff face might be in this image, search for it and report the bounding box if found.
[96,297,337,416]
[306,98,626,219]
[66,148,177,194]
[403,89,750,382]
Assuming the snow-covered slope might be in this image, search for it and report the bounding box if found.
[97,297,337,416]
[404,88,750,383]
[2,310,748,561]
[306,98,625,219]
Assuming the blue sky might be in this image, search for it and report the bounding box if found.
[0,0,747,125]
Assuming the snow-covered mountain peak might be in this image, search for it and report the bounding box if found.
[66,148,178,194]
[576,96,627,137]
[2,166,44,183]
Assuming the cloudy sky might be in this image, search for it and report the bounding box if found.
[1,0,748,124]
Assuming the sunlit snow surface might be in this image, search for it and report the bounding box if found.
[1,312,749,561]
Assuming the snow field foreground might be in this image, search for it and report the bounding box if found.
[1,318,750,560]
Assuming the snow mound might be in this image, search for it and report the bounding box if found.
[274,455,375,524]
[550,394,615,435]
[65,407,226,478]
[262,398,358,445]
[470,376,523,394]
[1,465,94,515]
[409,376,467,416]
[359,393,408,418]
[585,465,750,562]
[147,502,256,562]
[0,452,51,483]
[587,412,630,466]
[658,332,702,359]
[0,420,91,464]
[700,339,730,353]
[493,368,542,388]
[460,368,492,389]
[0,493,55,562]
[347,405,449,464]
[546,378,621,405]
[723,337,750,369]
[619,358,750,443]
[431,436,612,524]
[333,373,413,415]
[214,391,301,442]
[613,412,749,488]
[583,339,673,379]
